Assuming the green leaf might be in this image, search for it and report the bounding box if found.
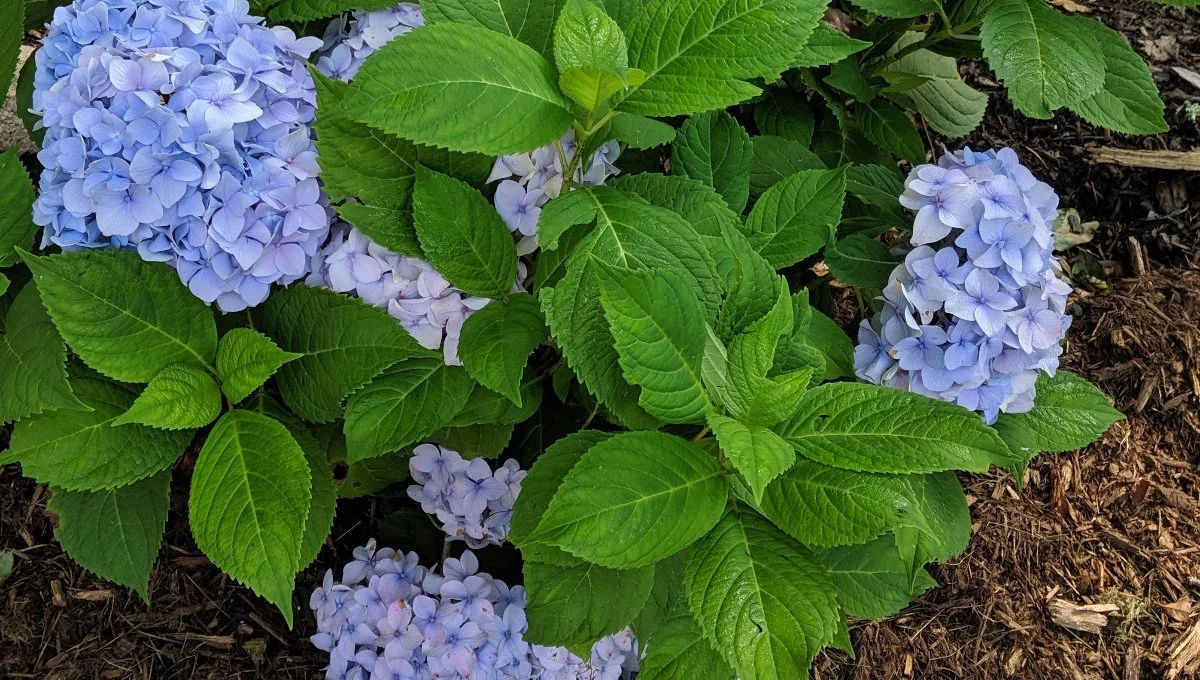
[458,294,547,405]
[639,611,736,680]
[0,283,87,424]
[542,188,721,429]
[20,249,217,383]
[263,285,429,423]
[762,458,914,548]
[848,0,938,17]
[684,505,842,680]
[1069,18,1168,134]
[994,371,1122,452]
[825,234,898,291]
[559,66,630,112]
[744,167,847,269]
[215,328,300,404]
[609,173,741,237]
[884,35,990,138]
[818,533,934,618]
[0,271,8,296]
[825,58,878,102]
[539,431,727,568]
[794,23,871,68]
[189,410,311,626]
[0,149,36,267]
[343,358,476,463]
[112,364,222,430]
[632,552,685,638]
[897,472,972,566]
[857,99,926,164]
[423,0,563,58]
[618,0,828,116]
[412,166,518,298]
[15,51,43,147]
[268,0,396,20]
[722,283,813,426]
[511,430,612,565]
[716,226,783,340]
[845,164,906,217]
[671,111,753,213]
[806,310,855,379]
[780,382,1014,473]
[448,373,542,426]
[749,136,827,200]
[608,113,677,149]
[980,0,1105,119]
[754,88,816,146]
[268,409,338,570]
[598,267,711,424]
[48,470,169,601]
[1,374,190,491]
[707,413,795,502]
[0,0,20,98]
[430,423,516,459]
[346,23,572,155]
[524,559,654,652]
[554,0,628,73]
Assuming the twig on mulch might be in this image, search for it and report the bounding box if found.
[1089,148,1200,172]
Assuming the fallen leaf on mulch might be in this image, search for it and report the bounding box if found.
[1143,35,1180,63]
[1049,599,1120,634]
[0,551,12,586]
[1050,0,1092,12]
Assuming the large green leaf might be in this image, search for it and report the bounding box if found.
[896,471,972,565]
[744,168,847,269]
[458,294,547,406]
[761,457,913,548]
[825,234,898,291]
[263,285,430,423]
[806,310,855,379]
[722,284,811,426]
[609,173,741,238]
[48,470,170,601]
[0,283,86,424]
[510,430,612,565]
[346,23,572,155]
[1,375,191,491]
[423,0,563,58]
[884,35,989,138]
[993,371,1122,453]
[749,136,827,200]
[542,188,721,428]
[21,249,217,383]
[980,0,1105,119]
[857,99,926,164]
[553,0,628,74]
[671,111,753,213]
[1069,18,1167,134]
[412,166,518,298]
[538,431,727,568]
[215,328,301,404]
[0,0,20,98]
[608,113,677,149]
[189,410,311,626]
[112,364,222,430]
[684,505,842,680]
[818,533,935,618]
[524,559,654,653]
[793,23,871,68]
[617,0,827,116]
[780,382,1014,473]
[753,88,816,146]
[847,0,938,17]
[343,358,476,463]
[639,611,736,680]
[265,406,339,571]
[708,413,795,502]
[599,267,711,424]
[0,149,36,266]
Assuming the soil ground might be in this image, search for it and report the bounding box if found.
[3,2,1200,678]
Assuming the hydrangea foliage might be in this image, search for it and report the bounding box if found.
[32,0,329,311]
[854,148,1073,423]
[0,0,1144,677]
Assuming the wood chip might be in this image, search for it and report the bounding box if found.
[1171,66,1200,92]
[50,579,66,607]
[1168,620,1200,679]
[168,633,234,649]
[1048,599,1120,634]
[1090,148,1200,172]
[71,589,114,602]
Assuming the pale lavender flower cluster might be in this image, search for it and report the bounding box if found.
[32,0,330,311]
[315,2,423,81]
[854,148,1073,423]
[310,543,641,680]
[406,444,525,549]
[309,3,620,364]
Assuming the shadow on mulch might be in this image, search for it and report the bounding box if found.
[3,0,1200,678]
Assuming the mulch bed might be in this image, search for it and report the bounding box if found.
[3,0,1199,678]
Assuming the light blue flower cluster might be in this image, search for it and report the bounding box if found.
[309,3,620,364]
[32,0,330,311]
[854,148,1073,423]
[310,543,641,680]
[406,444,525,550]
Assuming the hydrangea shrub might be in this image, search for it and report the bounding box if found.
[0,0,1151,676]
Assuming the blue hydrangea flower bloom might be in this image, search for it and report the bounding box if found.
[854,148,1072,423]
[32,0,329,312]
[310,3,621,364]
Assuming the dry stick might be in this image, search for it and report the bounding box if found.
[1089,148,1200,172]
